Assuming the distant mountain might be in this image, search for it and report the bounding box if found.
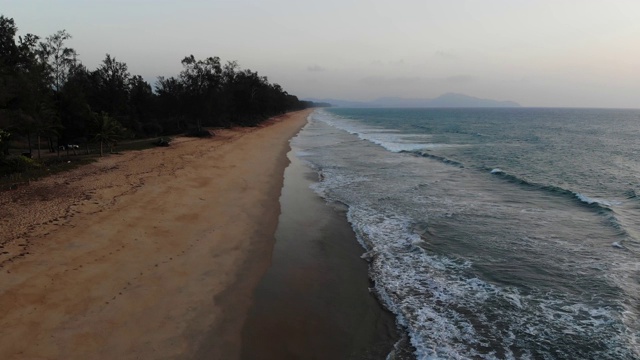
[427,93,520,108]
[305,93,521,108]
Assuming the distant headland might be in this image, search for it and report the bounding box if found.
[306,93,521,108]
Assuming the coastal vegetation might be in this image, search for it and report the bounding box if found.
[0,15,317,178]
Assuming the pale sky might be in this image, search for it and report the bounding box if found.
[2,0,640,108]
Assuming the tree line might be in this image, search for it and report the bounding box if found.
[0,15,320,159]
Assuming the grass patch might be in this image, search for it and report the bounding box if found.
[1,136,175,191]
[0,156,96,191]
[112,139,160,152]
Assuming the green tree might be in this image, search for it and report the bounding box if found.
[0,16,20,69]
[0,17,17,120]
[1,16,30,119]
[32,100,58,158]
[35,30,75,154]
[93,112,125,156]
[3,15,310,155]
[179,55,222,130]
[94,54,130,116]
[155,76,186,133]
[0,128,10,157]
[128,75,155,135]
[41,30,77,92]
[1,23,55,156]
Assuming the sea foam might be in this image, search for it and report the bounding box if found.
[300,109,638,359]
[312,110,453,154]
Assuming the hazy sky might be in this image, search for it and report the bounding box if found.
[3,0,640,107]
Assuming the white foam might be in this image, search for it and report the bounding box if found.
[490,168,504,174]
[320,190,629,359]
[346,207,497,358]
[294,150,313,157]
[575,193,621,207]
[296,111,637,359]
[312,110,453,154]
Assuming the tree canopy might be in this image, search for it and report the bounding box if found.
[0,15,319,158]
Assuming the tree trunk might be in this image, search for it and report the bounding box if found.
[27,132,32,154]
[100,140,103,157]
[37,134,41,159]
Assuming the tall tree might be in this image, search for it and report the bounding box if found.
[0,16,19,132]
[179,55,222,130]
[129,75,155,135]
[42,30,77,92]
[155,76,185,133]
[94,54,130,116]
[0,19,55,155]
[0,128,10,157]
[0,16,20,70]
[0,16,26,117]
[59,63,93,144]
[35,30,76,152]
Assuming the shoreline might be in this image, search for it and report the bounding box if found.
[240,124,401,359]
[0,109,312,359]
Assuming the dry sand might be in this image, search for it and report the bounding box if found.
[0,109,312,360]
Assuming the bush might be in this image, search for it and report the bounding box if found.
[153,137,171,147]
[143,122,163,137]
[0,155,42,175]
[185,128,213,138]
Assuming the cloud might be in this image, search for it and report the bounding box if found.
[434,50,456,59]
[369,59,405,66]
[359,74,474,86]
[359,76,425,86]
[307,65,326,72]
[441,75,474,84]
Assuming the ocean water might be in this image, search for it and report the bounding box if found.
[291,108,640,359]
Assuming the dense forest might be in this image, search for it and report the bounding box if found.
[0,15,320,164]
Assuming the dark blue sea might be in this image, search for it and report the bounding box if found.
[291,108,640,359]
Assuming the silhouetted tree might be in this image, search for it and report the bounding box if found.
[59,63,93,145]
[1,15,313,168]
[34,30,77,153]
[129,75,155,135]
[93,54,130,116]
[93,112,125,156]
[155,75,186,133]
[0,128,10,157]
[41,30,77,92]
[0,17,54,155]
[179,55,222,130]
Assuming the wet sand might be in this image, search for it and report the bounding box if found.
[0,110,312,359]
[240,140,400,359]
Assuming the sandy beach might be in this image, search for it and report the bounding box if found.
[0,109,312,359]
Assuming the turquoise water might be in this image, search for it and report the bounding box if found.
[293,108,640,359]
